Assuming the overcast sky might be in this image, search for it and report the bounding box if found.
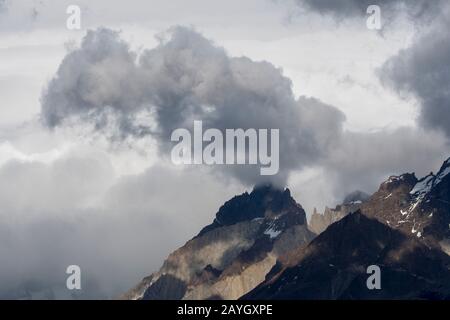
[1,0,450,299]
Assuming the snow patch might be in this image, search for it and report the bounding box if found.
[410,174,434,196]
[264,226,281,239]
[434,165,450,186]
[408,174,435,214]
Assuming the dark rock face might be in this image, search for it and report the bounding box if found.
[418,159,450,246]
[142,275,187,300]
[198,185,305,237]
[243,212,450,300]
[123,185,314,300]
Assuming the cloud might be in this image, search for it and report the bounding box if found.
[323,127,450,196]
[380,17,450,139]
[293,0,442,22]
[39,24,450,196]
[290,126,450,216]
[41,26,346,186]
[41,28,142,131]
[0,152,242,299]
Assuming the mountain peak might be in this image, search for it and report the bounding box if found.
[381,173,417,191]
[125,184,313,300]
[197,185,303,237]
[251,184,290,198]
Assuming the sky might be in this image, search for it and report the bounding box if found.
[1,0,450,299]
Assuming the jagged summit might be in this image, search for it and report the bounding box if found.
[380,173,417,191]
[308,190,368,234]
[198,184,303,237]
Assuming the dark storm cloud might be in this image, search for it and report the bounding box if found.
[380,18,450,139]
[41,26,345,186]
[294,0,442,21]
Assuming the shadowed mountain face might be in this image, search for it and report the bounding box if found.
[123,185,314,300]
[242,212,450,300]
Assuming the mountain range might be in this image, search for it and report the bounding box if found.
[124,158,450,300]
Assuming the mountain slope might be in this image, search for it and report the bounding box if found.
[243,211,450,300]
[360,158,450,253]
[123,185,315,300]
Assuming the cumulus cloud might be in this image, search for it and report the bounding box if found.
[380,17,450,139]
[41,29,143,132]
[40,25,450,192]
[41,26,346,186]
